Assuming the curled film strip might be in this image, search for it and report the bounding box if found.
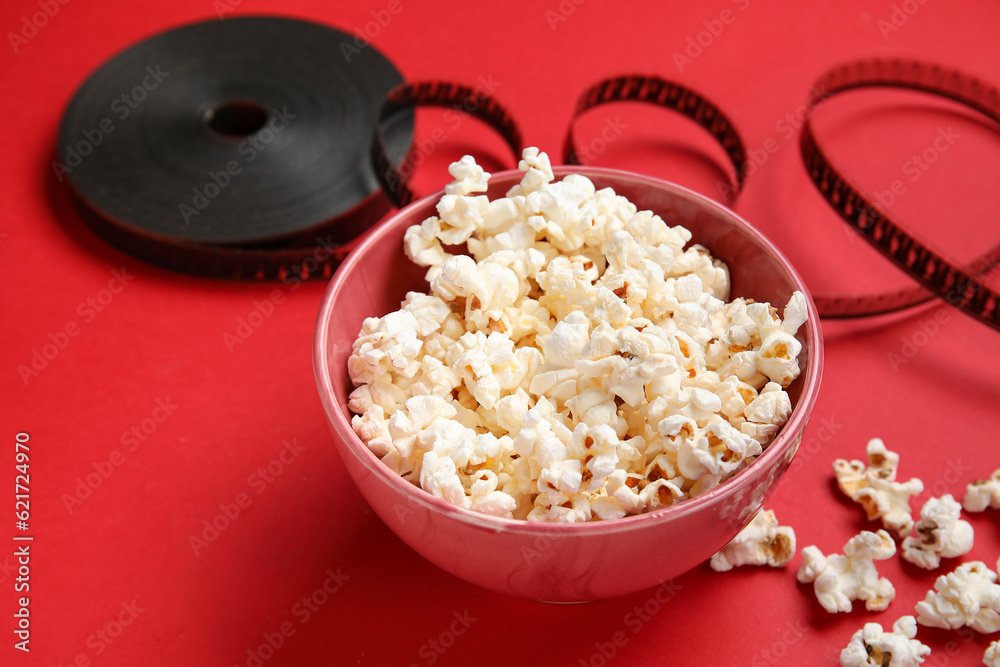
[562,74,747,209]
[800,58,1000,332]
[371,80,524,209]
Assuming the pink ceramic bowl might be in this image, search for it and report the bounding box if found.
[313,166,824,602]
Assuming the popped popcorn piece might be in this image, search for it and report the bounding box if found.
[536,255,598,321]
[450,330,529,410]
[493,388,531,435]
[709,509,796,572]
[834,438,924,536]
[741,382,791,444]
[839,616,931,667]
[402,292,452,336]
[351,405,393,458]
[640,477,685,509]
[443,154,490,196]
[348,310,424,384]
[797,530,897,613]
[916,561,1000,633]
[542,310,591,367]
[985,641,1000,667]
[408,355,460,399]
[419,451,468,508]
[901,495,974,570]
[467,470,517,518]
[404,216,452,268]
[507,146,554,196]
[781,291,809,335]
[537,458,583,494]
[965,469,1000,513]
[387,395,461,462]
[568,424,621,492]
[527,491,592,523]
[346,149,811,521]
[435,193,490,246]
[674,418,761,481]
[755,329,802,387]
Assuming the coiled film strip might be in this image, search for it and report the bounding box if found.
[58,16,414,281]
[800,58,1000,332]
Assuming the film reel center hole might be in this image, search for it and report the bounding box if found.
[205,100,268,137]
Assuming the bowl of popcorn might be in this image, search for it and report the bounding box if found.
[314,148,823,602]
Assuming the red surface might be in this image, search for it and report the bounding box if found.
[2,0,999,665]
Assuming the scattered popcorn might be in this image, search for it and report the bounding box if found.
[834,438,924,536]
[347,149,810,521]
[839,616,930,667]
[965,469,1000,513]
[985,641,1000,667]
[797,529,897,613]
[709,509,796,571]
[901,495,974,570]
[915,560,1000,633]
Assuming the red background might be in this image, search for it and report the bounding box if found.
[3,0,1000,665]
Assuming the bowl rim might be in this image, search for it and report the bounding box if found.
[314,164,825,536]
